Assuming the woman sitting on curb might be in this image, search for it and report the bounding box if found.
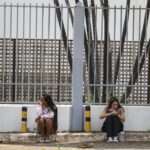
[100,97,125,143]
[35,94,57,143]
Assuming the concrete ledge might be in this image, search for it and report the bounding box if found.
[0,132,150,144]
[1,105,150,132]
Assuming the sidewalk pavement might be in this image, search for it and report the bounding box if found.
[1,142,150,150]
[0,132,150,149]
[1,132,150,144]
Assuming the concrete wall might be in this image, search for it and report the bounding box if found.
[0,104,72,132]
[0,104,150,132]
[91,105,150,132]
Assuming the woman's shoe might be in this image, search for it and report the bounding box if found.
[113,137,119,143]
[44,137,51,143]
[38,137,45,143]
[107,137,113,143]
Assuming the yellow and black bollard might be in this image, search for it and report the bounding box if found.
[84,105,91,132]
[21,106,28,132]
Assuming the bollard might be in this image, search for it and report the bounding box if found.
[84,105,91,132]
[21,106,28,132]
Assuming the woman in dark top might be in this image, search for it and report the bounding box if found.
[100,97,125,142]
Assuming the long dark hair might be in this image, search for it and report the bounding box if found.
[42,94,56,111]
[106,97,122,111]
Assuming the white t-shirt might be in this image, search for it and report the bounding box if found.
[36,105,54,119]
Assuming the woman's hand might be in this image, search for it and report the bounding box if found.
[111,110,118,115]
[35,116,41,122]
[100,108,120,119]
[100,111,114,119]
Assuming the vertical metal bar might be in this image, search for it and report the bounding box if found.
[125,6,129,104]
[97,8,101,103]
[15,4,19,102]
[57,40,61,102]
[138,6,141,103]
[87,7,91,102]
[67,6,70,102]
[21,4,25,102]
[40,4,44,97]
[92,6,96,103]
[113,6,116,95]
[66,5,70,102]
[106,5,109,101]
[99,7,103,104]
[119,6,122,100]
[47,4,51,93]
[34,4,38,102]
[57,6,63,102]
[91,0,97,103]
[145,7,148,41]
[28,4,32,102]
[132,6,135,102]
[101,0,109,103]
[147,6,150,103]
[2,3,6,101]
[54,7,57,100]
[9,4,13,102]
[12,39,16,102]
[61,6,64,102]
[101,7,103,42]
[93,6,97,103]
[145,7,148,104]
[125,88,127,105]
[122,7,125,100]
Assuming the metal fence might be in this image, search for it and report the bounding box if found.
[0,3,150,104]
[0,38,72,103]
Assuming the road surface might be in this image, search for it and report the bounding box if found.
[0,142,150,150]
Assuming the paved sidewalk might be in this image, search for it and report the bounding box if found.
[1,142,150,150]
[1,132,150,144]
[1,132,150,150]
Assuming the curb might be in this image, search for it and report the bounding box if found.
[0,132,150,144]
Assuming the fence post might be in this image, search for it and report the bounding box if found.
[12,39,16,102]
[71,2,85,131]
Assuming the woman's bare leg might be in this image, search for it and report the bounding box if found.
[45,118,53,137]
[37,118,46,137]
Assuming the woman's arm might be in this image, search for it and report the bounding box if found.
[100,108,113,119]
[35,105,42,122]
[117,108,125,122]
[35,116,41,122]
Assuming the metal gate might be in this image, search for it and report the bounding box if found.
[0,2,150,104]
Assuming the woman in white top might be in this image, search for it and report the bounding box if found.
[35,94,57,142]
